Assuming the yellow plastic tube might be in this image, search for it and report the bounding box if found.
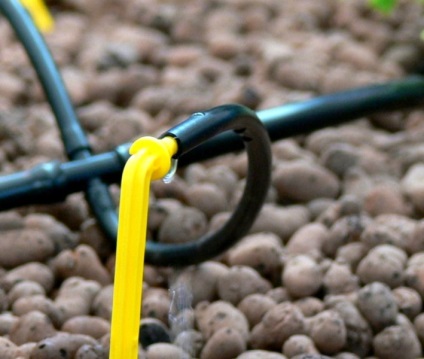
[20,0,54,32]
[109,136,178,359]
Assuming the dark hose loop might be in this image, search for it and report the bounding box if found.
[146,104,272,266]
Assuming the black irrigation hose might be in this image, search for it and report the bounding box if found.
[0,0,121,244]
[179,75,424,165]
[2,0,424,265]
[2,76,424,211]
[147,104,271,266]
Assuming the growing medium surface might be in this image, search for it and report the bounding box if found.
[1,0,424,358]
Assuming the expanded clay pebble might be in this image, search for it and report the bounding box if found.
[30,332,97,359]
[282,255,322,299]
[51,244,112,285]
[250,302,305,350]
[0,312,19,336]
[392,287,422,320]
[74,343,108,359]
[294,297,325,318]
[173,330,204,358]
[92,285,113,321]
[173,261,229,306]
[61,316,110,339]
[23,213,78,253]
[356,244,407,288]
[227,233,282,282]
[286,223,328,260]
[1,262,54,293]
[158,206,207,244]
[12,295,63,328]
[217,266,272,305]
[0,229,54,268]
[142,288,171,324]
[237,294,277,328]
[373,325,422,359]
[236,351,287,359]
[185,183,228,218]
[272,160,340,202]
[250,204,310,243]
[322,262,359,295]
[308,310,347,354]
[195,301,249,342]
[146,343,190,359]
[0,336,20,359]
[7,280,45,305]
[54,277,101,324]
[325,299,372,357]
[404,253,424,298]
[9,310,56,345]
[200,327,246,359]
[283,334,319,357]
[356,282,398,332]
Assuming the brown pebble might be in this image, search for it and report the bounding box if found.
[323,262,359,295]
[0,336,20,359]
[273,161,340,202]
[356,245,406,288]
[309,310,347,354]
[373,325,421,359]
[9,310,56,345]
[174,261,229,306]
[283,255,323,299]
[283,334,319,357]
[286,223,328,260]
[228,233,282,282]
[12,295,63,328]
[30,332,97,359]
[236,351,287,359]
[357,282,398,332]
[92,285,113,321]
[54,277,101,325]
[1,263,54,293]
[201,327,246,359]
[185,182,228,218]
[51,244,111,285]
[62,315,110,339]
[146,343,190,359]
[0,229,54,268]
[393,287,422,320]
[251,204,310,243]
[294,297,325,318]
[218,266,272,305]
[143,288,171,325]
[250,302,305,350]
[158,207,207,244]
[364,183,411,217]
[195,300,249,341]
[237,294,277,328]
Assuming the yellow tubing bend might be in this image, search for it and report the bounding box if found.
[20,0,54,32]
[110,136,178,359]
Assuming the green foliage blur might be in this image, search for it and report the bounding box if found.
[369,0,397,13]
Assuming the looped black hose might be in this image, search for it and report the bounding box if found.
[144,104,271,266]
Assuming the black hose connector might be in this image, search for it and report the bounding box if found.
[144,104,272,266]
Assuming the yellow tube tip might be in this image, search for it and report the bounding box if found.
[20,0,55,33]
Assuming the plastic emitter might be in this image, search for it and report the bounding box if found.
[20,0,54,32]
[109,136,178,359]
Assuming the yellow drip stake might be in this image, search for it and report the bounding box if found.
[110,136,178,359]
[20,0,54,32]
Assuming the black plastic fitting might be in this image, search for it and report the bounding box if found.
[144,104,272,266]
